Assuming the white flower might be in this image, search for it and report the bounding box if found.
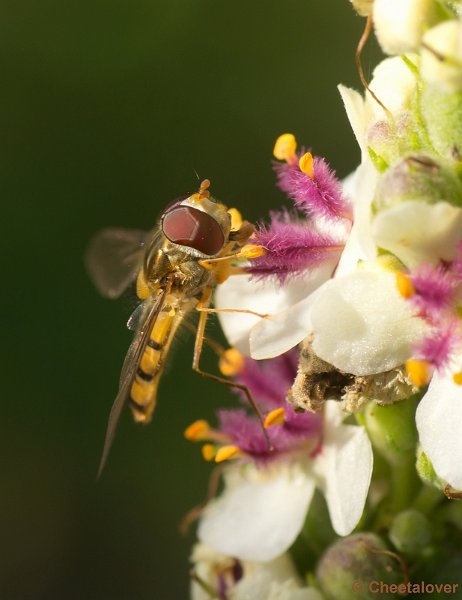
[372,200,462,268]
[216,262,338,358]
[198,403,373,562]
[373,0,441,55]
[415,371,462,490]
[217,161,378,361]
[421,19,462,93]
[190,543,323,600]
[338,56,417,154]
[309,269,425,375]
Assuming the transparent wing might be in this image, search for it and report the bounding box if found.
[85,227,150,299]
[97,287,168,478]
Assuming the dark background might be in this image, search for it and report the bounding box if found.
[0,2,380,598]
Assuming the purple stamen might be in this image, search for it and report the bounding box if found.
[273,154,352,222]
[246,210,343,283]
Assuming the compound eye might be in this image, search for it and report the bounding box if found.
[162,205,225,256]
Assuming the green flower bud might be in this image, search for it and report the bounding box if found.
[420,85,462,158]
[364,396,418,466]
[374,154,462,211]
[389,509,431,556]
[367,113,421,170]
[316,533,403,600]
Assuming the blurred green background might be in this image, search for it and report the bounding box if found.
[0,1,380,598]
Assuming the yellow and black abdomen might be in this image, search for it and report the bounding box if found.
[129,294,186,424]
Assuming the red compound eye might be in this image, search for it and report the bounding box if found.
[162,205,225,256]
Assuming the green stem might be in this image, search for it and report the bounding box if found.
[389,457,420,514]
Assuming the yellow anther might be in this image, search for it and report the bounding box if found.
[240,244,267,259]
[299,152,314,178]
[453,371,462,385]
[405,359,430,387]
[396,271,415,299]
[219,348,245,377]
[228,208,243,231]
[273,133,297,162]
[201,444,217,461]
[184,419,210,441]
[215,445,241,463]
[264,407,286,428]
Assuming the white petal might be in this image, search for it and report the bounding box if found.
[416,373,462,490]
[311,270,424,375]
[335,161,378,278]
[421,20,462,93]
[198,465,315,562]
[248,263,336,360]
[372,200,462,268]
[215,274,318,355]
[231,554,302,600]
[314,416,373,535]
[366,56,417,119]
[338,85,367,155]
[373,0,440,55]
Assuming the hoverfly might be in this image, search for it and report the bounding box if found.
[86,180,264,476]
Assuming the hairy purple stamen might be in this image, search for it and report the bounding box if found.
[246,211,343,283]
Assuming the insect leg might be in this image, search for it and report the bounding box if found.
[192,288,272,449]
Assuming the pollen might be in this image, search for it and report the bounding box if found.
[299,152,314,178]
[240,244,267,259]
[219,348,245,376]
[264,407,286,428]
[201,444,217,461]
[396,271,415,299]
[405,359,430,387]
[184,419,210,441]
[273,133,297,162]
[228,208,243,231]
[215,445,241,463]
[453,371,462,385]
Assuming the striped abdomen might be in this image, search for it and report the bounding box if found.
[129,294,185,423]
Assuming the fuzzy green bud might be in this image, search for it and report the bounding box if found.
[374,154,462,211]
[389,509,431,556]
[316,533,403,600]
[420,85,462,158]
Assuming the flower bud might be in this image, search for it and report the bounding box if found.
[421,20,462,94]
[389,509,431,556]
[316,533,402,600]
[364,396,418,466]
[374,154,462,212]
[420,87,462,158]
[366,56,418,119]
[373,0,443,55]
[349,0,373,17]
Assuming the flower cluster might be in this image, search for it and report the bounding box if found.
[186,1,462,597]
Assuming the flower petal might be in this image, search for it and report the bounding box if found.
[416,373,462,490]
[215,274,318,355]
[231,553,303,600]
[198,465,315,562]
[372,200,462,268]
[311,270,424,375]
[338,85,368,155]
[313,410,373,535]
[247,262,336,360]
[335,161,378,278]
